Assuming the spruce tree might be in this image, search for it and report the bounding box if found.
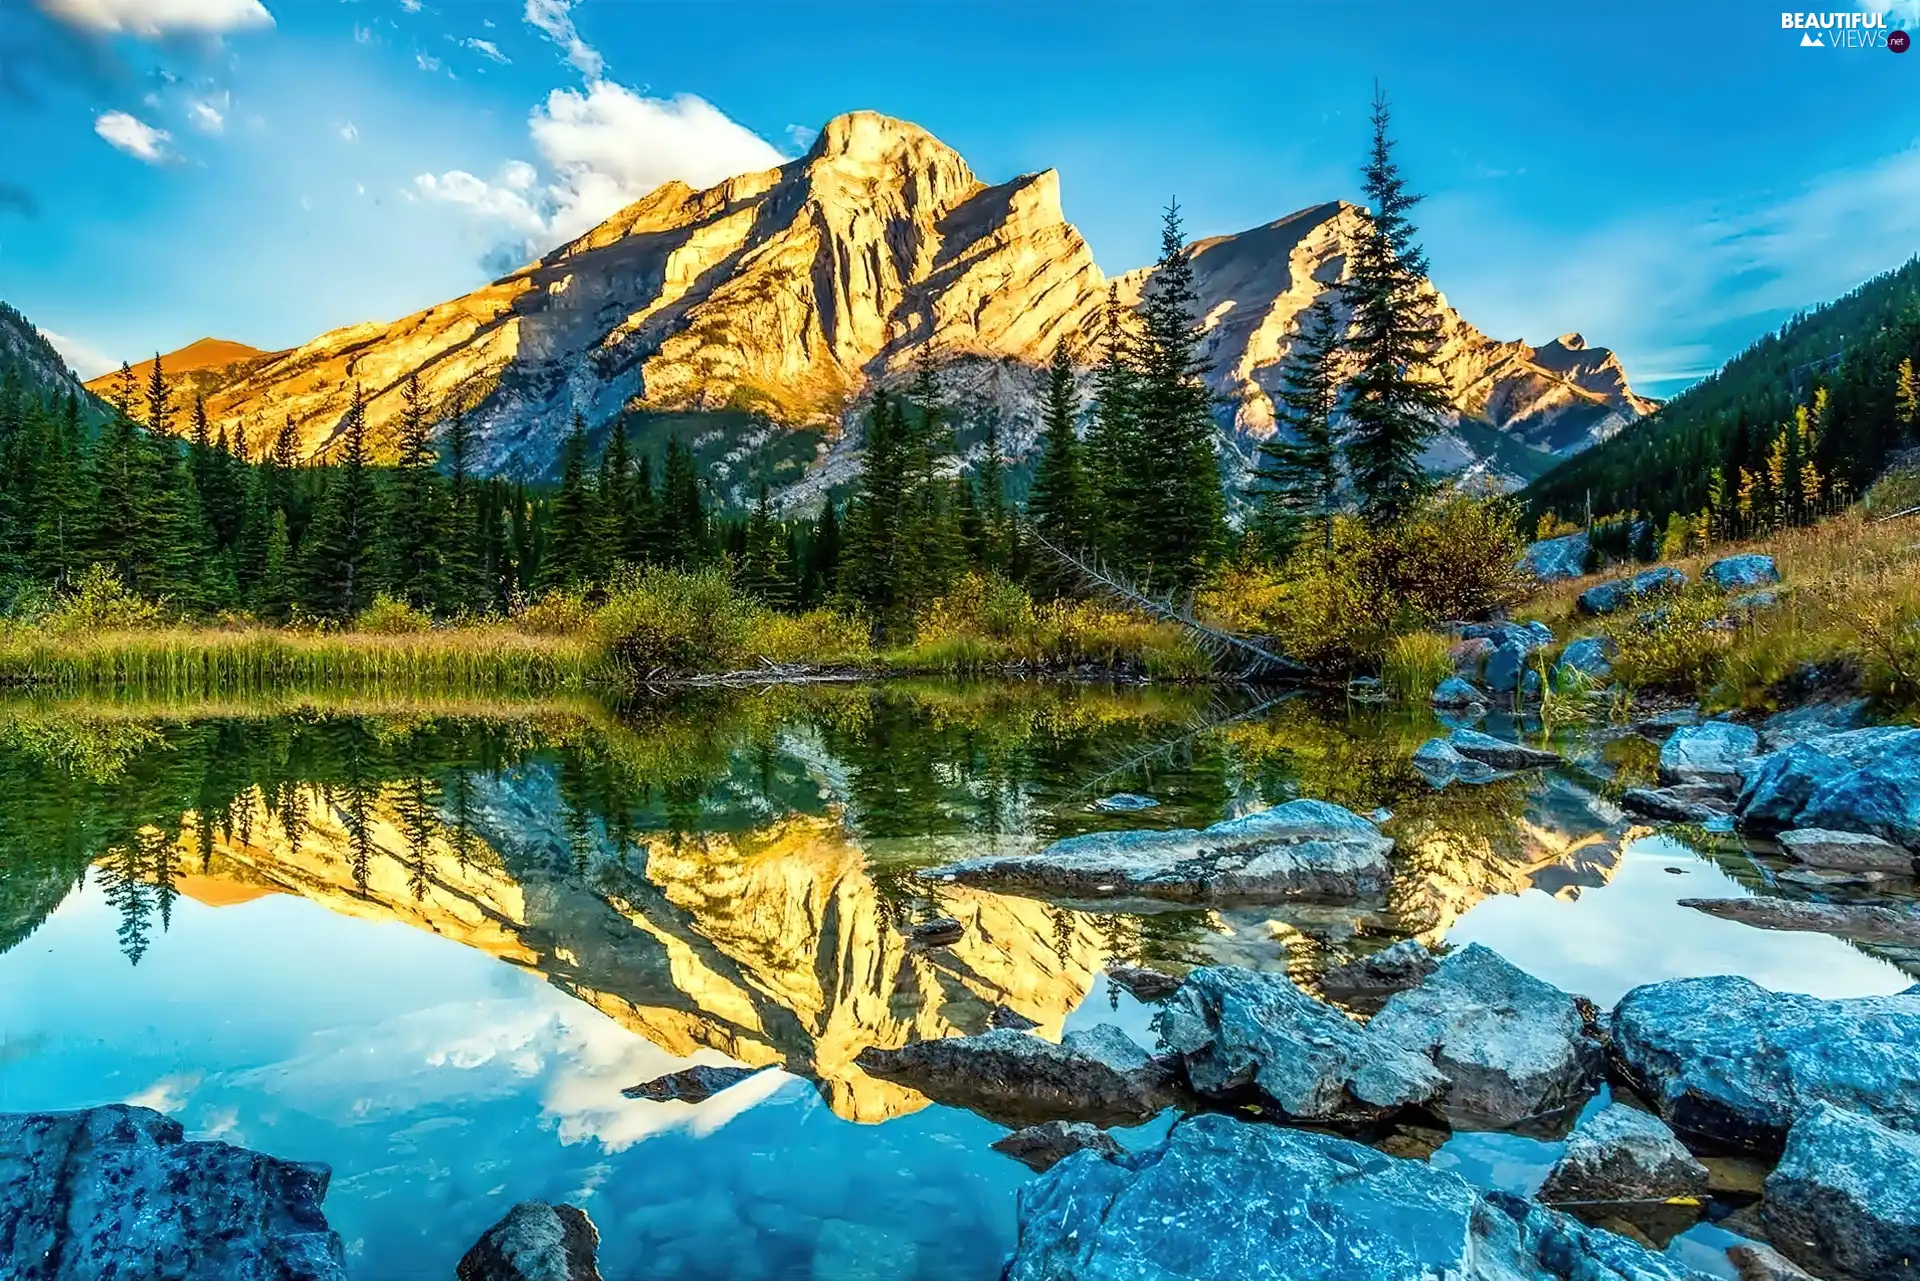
[977,414,1007,571]
[1249,295,1344,556]
[1028,341,1093,552]
[596,423,639,568]
[28,394,89,588]
[903,357,962,598]
[801,500,841,607]
[1133,200,1227,587]
[1343,87,1448,521]
[657,437,706,567]
[737,484,795,608]
[386,372,449,610]
[1085,283,1144,565]
[543,412,598,591]
[300,385,381,619]
[440,405,485,610]
[839,392,912,636]
[259,509,295,622]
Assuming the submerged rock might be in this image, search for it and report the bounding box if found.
[1003,1112,1707,1281]
[1621,785,1734,824]
[457,1201,602,1281]
[1726,1243,1821,1280]
[853,1025,1177,1128]
[1104,964,1182,1002]
[1736,727,1920,849]
[1538,1103,1710,1205]
[1157,966,1444,1123]
[1706,554,1781,590]
[1659,722,1762,790]
[1611,976,1920,1151]
[1368,943,1604,1127]
[1092,793,1158,813]
[1578,566,1689,617]
[1317,939,1438,1012]
[1523,530,1592,582]
[1411,737,1502,788]
[906,915,966,947]
[1447,727,1563,770]
[991,1120,1125,1173]
[926,799,1393,905]
[0,1104,347,1281]
[1764,1102,1920,1281]
[1431,675,1489,709]
[621,1064,765,1102]
[989,1005,1042,1031]
[1678,897,1920,947]
[1777,827,1915,872]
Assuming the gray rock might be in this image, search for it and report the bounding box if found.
[1368,943,1604,1126]
[1448,727,1563,770]
[1765,1102,1920,1281]
[1521,667,1545,702]
[990,1005,1042,1031]
[1157,966,1445,1123]
[1760,699,1871,751]
[1104,964,1182,1002]
[1777,827,1915,872]
[852,1025,1177,1128]
[1578,566,1689,616]
[926,799,1394,905]
[907,915,965,947]
[1486,641,1533,695]
[1659,722,1762,789]
[1737,727,1920,849]
[1412,737,1503,788]
[1621,785,1735,824]
[1726,1243,1821,1280]
[1730,589,1782,615]
[1317,939,1438,1012]
[1431,675,1489,708]
[1707,554,1781,590]
[0,1104,347,1281]
[1555,636,1616,687]
[1458,620,1555,651]
[622,1064,764,1102]
[1538,1103,1710,1205]
[1004,1112,1708,1281]
[1092,793,1158,812]
[1611,976,1920,1151]
[1678,897,1920,947]
[1634,707,1704,742]
[991,1120,1125,1173]
[457,1201,602,1281]
[1523,531,1592,582]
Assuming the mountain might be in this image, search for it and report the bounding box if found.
[0,303,106,418]
[1524,255,1920,523]
[106,110,1651,500]
[82,337,276,414]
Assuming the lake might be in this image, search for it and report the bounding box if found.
[0,683,1911,1279]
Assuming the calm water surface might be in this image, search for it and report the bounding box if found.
[0,683,1911,1279]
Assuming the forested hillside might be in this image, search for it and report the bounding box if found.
[1524,257,1920,524]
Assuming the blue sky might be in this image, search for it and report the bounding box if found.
[2,0,1917,398]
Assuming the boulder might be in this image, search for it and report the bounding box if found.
[1157,966,1445,1123]
[0,1104,347,1281]
[1611,976,1920,1151]
[1677,897,1920,948]
[1729,589,1783,615]
[621,1064,765,1102]
[1555,636,1616,687]
[853,1025,1178,1128]
[1760,699,1870,751]
[1634,707,1703,742]
[1431,676,1489,709]
[991,1121,1126,1173]
[1777,827,1915,873]
[1726,1243,1821,1280]
[1764,1102,1920,1281]
[1537,1103,1710,1205]
[1658,722,1762,790]
[1317,939,1438,1013]
[1522,531,1592,582]
[906,915,965,947]
[1092,793,1158,812]
[1737,726,1920,849]
[925,799,1393,905]
[1707,554,1781,590]
[1368,943,1604,1126]
[1450,635,1496,677]
[1412,737,1502,788]
[457,1201,602,1281]
[1448,727,1563,770]
[1104,965,1182,1002]
[1485,641,1533,695]
[1578,566,1689,617]
[1621,785,1734,824]
[1004,1112,1707,1281]
[990,1005,1042,1031]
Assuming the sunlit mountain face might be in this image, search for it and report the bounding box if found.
[2,686,1910,1279]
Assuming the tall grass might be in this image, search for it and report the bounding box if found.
[1379,632,1453,701]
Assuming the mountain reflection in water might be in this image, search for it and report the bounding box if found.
[1,683,1910,1280]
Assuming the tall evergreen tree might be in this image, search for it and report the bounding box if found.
[1084,284,1141,559]
[657,437,706,567]
[386,372,449,610]
[801,500,841,607]
[1028,341,1093,553]
[737,484,795,608]
[1249,294,1344,556]
[301,386,381,619]
[1133,200,1227,587]
[440,404,485,609]
[1342,87,1448,521]
[596,422,642,568]
[840,392,913,636]
[543,412,599,591]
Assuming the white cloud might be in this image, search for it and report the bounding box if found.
[37,0,273,37]
[464,37,509,64]
[353,22,374,44]
[523,0,601,78]
[95,110,173,163]
[339,121,358,142]
[399,0,421,10]
[415,51,442,73]
[416,86,784,255]
[187,95,226,133]
[38,327,116,379]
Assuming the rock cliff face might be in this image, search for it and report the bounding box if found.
[92,110,1650,495]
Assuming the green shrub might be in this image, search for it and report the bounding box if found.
[594,565,762,674]
[1603,589,1735,695]
[354,593,432,635]
[1381,631,1453,701]
[514,590,595,636]
[42,566,165,636]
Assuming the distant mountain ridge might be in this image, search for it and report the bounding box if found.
[82,110,1653,500]
[0,303,106,418]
